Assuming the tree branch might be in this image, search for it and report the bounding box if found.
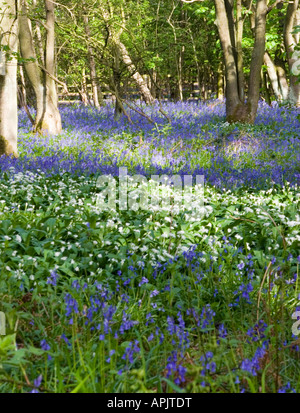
[38,63,68,93]
[267,0,285,14]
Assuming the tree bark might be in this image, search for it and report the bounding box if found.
[276,60,289,101]
[247,0,268,122]
[215,0,241,119]
[284,0,300,106]
[0,0,19,157]
[262,68,271,105]
[79,67,89,106]
[83,13,102,108]
[116,40,155,104]
[264,51,289,101]
[19,0,61,134]
[112,46,123,121]
[19,0,45,130]
[215,0,267,123]
[100,2,154,105]
[43,0,62,133]
[236,0,244,101]
[217,62,224,99]
[18,65,27,108]
[33,0,44,66]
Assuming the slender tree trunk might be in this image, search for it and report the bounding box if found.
[247,0,268,122]
[42,0,62,133]
[79,67,89,106]
[33,0,44,66]
[150,68,157,99]
[262,68,271,105]
[236,0,244,101]
[116,40,154,104]
[178,46,184,101]
[17,65,35,125]
[100,1,154,105]
[112,46,122,121]
[284,0,300,106]
[19,0,61,134]
[18,65,27,107]
[19,0,44,129]
[276,60,289,101]
[217,62,224,99]
[188,26,202,100]
[215,0,241,119]
[0,0,19,157]
[264,51,286,101]
[83,13,102,108]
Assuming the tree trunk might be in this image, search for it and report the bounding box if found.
[79,67,89,106]
[33,0,45,66]
[112,46,123,121]
[217,62,224,99]
[215,0,267,123]
[100,1,154,105]
[215,0,241,119]
[178,46,184,101]
[236,0,244,101]
[262,68,271,105]
[247,0,268,122]
[116,40,155,104]
[19,0,45,129]
[42,0,62,134]
[264,51,289,101]
[275,57,289,101]
[18,65,35,125]
[19,0,61,134]
[83,14,102,108]
[264,51,281,100]
[150,68,157,99]
[188,26,202,100]
[0,0,19,157]
[284,0,300,106]
[18,65,27,108]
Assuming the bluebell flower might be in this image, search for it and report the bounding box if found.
[237,261,245,270]
[40,339,50,351]
[47,270,59,286]
[138,277,149,286]
[278,382,296,393]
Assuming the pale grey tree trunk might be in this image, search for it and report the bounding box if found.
[217,62,224,99]
[276,62,289,101]
[284,0,300,107]
[0,0,19,156]
[112,46,123,121]
[80,67,89,106]
[178,46,184,101]
[83,14,102,108]
[32,0,44,66]
[247,0,268,122]
[43,0,62,133]
[236,0,244,102]
[19,0,61,134]
[264,51,289,101]
[264,52,282,100]
[100,2,154,105]
[116,40,155,104]
[19,0,45,130]
[19,65,27,107]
